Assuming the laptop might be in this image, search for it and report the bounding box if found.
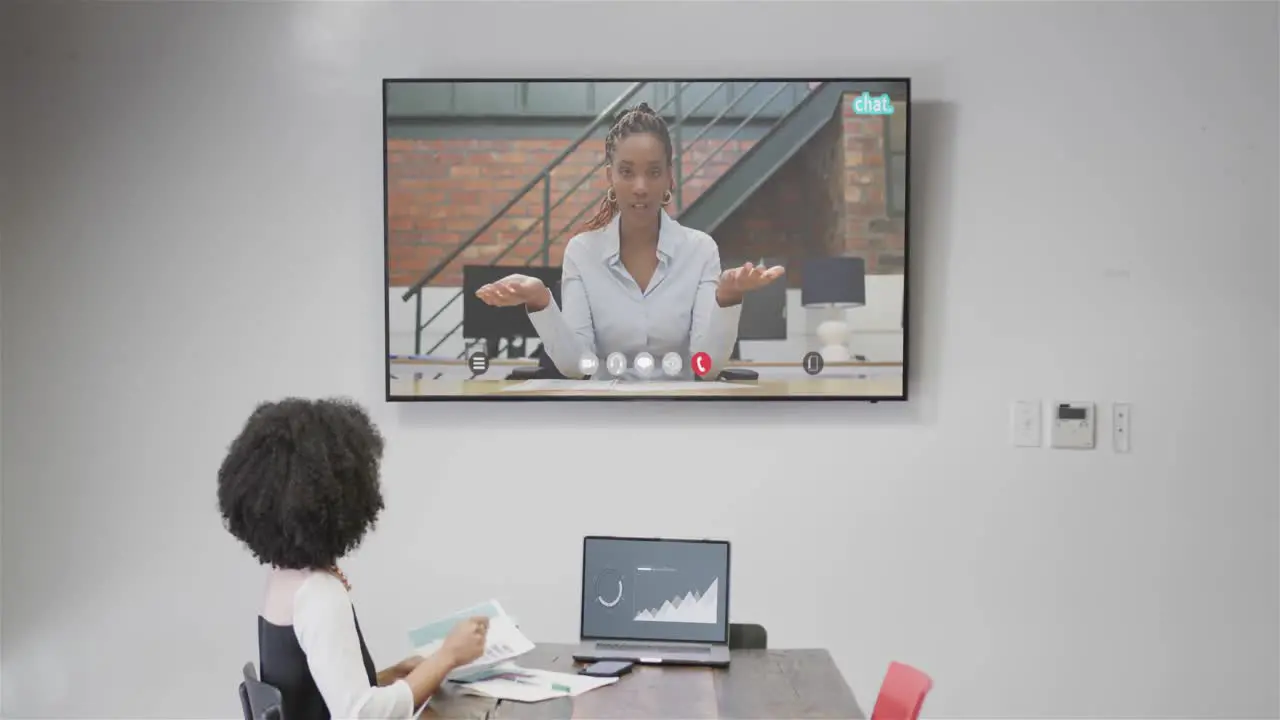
[573,535,731,667]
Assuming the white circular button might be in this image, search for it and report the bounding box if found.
[634,352,655,378]
[605,352,627,377]
[578,353,600,376]
[662,352,683,377]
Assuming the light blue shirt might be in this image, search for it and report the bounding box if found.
[528,210,742,381]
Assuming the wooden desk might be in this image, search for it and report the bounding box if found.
[389,377,903,398]
[420,644,865,719]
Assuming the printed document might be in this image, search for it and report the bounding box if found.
[406,600,534,680]
[452,664,618,702]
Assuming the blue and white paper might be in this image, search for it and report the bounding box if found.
[407,599,534,681]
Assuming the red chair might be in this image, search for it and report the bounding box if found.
[870,661,933,720]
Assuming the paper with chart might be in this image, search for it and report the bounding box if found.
[407,600,534,680]
[454,665,618,702]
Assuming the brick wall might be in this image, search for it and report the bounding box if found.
[716,92,906,288]
[386,136,753,287]
[841,93,906,274]
[716,110,845,288]
[385,92,905,288]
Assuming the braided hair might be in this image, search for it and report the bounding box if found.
[581,102,675,233]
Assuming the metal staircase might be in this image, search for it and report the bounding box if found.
[676,81,880,235]
[399,80,831,357]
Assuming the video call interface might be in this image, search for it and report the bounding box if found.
[581,538,729,644]
[385,79,908,400]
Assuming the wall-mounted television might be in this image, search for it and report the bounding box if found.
[383,78,910,401]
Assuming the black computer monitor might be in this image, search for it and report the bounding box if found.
[462,265,563,356]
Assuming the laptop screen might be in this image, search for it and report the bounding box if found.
[580,536,730,644]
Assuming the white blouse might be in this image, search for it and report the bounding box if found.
[264,570,416,719]
[528,210,742,381]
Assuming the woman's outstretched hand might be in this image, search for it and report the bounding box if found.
[474,274,552,312]
[717,261,785,307]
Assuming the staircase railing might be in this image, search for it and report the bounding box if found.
[399,81,807,357]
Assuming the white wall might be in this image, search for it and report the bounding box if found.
[1,1,1277,718]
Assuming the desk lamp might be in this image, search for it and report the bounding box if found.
[800,256,867,362]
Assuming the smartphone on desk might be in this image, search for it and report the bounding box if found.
[579,660,635,677]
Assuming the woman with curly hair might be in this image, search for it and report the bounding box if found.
[217,397,486,719]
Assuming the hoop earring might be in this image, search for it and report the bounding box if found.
[607,188,617,204]
[661,190,673,207]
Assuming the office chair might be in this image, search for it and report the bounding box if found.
[728,623,768,649]
[869,661,932,720]
[239,662,285,720]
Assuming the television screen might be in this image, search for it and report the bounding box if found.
[384,79,909,401]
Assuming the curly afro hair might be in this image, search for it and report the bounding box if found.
[217,396,387,570]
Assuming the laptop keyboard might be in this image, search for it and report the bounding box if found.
[597,642,711,654]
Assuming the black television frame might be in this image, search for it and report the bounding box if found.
[382,77,911,403]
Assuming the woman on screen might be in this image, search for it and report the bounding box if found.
[474,102,784,380]
[217,397,488,720]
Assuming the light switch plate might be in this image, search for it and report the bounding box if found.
[1050,401,1095,449]
[1012,400,1042,447]
[1113,403,1131,453]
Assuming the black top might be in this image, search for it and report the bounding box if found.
[258,610,378,720]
